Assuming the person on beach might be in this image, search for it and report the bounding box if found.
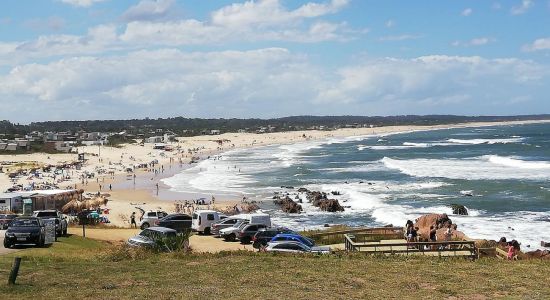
[109,184,112,191]
[507,242,516,260]
[429,225,437,250]
[130,212,137,228]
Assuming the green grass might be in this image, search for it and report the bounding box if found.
[1,235,549,299]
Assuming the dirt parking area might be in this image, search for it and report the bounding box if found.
[67,227,255,253]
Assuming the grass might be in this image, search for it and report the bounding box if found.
[1,235,550,299]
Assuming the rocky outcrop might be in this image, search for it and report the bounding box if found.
[450,204,468,215]
[317,198,345,212]
[274,196,302,213]
[414,213,466,241]
[302,189,345,212]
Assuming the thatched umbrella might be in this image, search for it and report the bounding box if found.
[61,199,81,213]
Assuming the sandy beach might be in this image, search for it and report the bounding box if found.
[1,119,548,228]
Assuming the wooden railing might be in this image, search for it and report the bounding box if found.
[344,234,477,259]
[306,227,404,245]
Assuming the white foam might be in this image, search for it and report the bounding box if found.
[381,156,550,180]
[447,138,524,145]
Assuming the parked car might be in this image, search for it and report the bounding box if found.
[192,210,224,235]
[265,241,330,254]
[220,221,249,241]
[270,233,315,247]
[157,214,192,233]
[0,214,17,230]
[211,217,247,236]
[138,209,168,230]
[127,227,177,249]
[237,223,268,244]
[32,210,67,236]
[252,227,296,249]
[4,217,46,248]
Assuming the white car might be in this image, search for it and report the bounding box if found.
[138,210,168,230]
[265,241,331,254]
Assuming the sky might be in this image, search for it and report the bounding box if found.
[0,0,549,123]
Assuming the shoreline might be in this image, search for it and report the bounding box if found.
[1,119,548,228]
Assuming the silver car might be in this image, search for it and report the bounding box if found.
[211,218,247,236]
[265,241,331,254]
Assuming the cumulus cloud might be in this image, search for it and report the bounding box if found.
[210,0,349,27]
[511,0,533,15]
[59,0,107,7]
[452,37,495,47]
[121,0,177,22]
[522,37,550,52]
[315,55,547,114]
[0,49,546,122]
[461,8,473,16]
[0,0,360,66]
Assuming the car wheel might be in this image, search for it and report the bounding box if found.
[228,233,236,242]
[63,227,67,236]
[204,227,211,235]
[141,223,150,230]
[38,236,45,248]
[240,237,251,244]
[3,239,11,249]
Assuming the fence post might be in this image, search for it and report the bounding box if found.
[8,257,22,285]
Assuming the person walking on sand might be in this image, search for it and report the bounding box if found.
[130,212,137,228]
[109,184,112,191]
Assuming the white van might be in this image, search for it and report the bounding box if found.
[246,213,271,227]
[192,210,224,235]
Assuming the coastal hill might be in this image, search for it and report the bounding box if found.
[2,114,550,136]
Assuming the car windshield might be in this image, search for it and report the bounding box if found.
[11,219,40,227]
[139,229,175,239]
[35,211,57,217]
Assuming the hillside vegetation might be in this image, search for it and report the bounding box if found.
[1,235,549,299]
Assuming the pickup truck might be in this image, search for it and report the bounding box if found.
[32,210,68,237]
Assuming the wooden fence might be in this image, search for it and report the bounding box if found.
[306,227,404,245]
[344,234,477,259]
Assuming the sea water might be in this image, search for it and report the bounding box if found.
[163,123,550,249]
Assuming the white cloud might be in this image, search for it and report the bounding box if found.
[511,0,533,15]
[210,0,349,27]
[461,8,473,16]
[315,55,546,110]
[452,37,495,47]
[0,50,546,122]
[121,0,177,22]
[522,37,550,51]
[385,19,395,28]
[59,0,107,7]
[0,0,359,66]
[379,34,421,42]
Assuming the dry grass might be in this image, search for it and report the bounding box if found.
[1,235,549,299]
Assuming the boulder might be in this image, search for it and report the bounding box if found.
[297,187,309,193]
[414,213,466,241]
[316,199,345,212]
[274,196,302,214]
[450,204,468,215]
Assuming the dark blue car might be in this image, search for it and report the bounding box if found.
[269,233,315,247]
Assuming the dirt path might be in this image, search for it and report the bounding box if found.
[67,228,255,253]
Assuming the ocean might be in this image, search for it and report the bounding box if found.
[163,123,550,250]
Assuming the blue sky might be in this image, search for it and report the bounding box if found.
[0,0,549,123]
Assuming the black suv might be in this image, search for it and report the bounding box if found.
[252,227,296,249]
[237,224,269,244]
[157,214,192,233]
[4,217,46,248]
